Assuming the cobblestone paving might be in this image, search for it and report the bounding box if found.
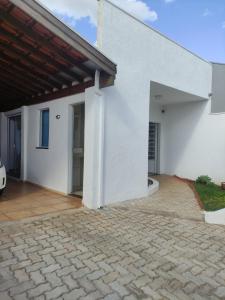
[0,205,225,300]
[117,176,204,221]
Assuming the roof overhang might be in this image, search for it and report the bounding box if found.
[0,0,117,112]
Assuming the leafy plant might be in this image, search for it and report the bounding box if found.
[196,175,212,185]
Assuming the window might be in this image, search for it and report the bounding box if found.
[40,109,49,148]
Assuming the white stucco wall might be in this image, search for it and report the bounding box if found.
[2,0,222,209]
[1,95,84,193]
[1,86,105,208]
[97,0,212,204]
[162,100,225,184]
[25,95,85,193]
[211,63,225,113]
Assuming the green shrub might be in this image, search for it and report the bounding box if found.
[196,175,212,185]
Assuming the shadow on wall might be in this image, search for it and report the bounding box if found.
[163,100,209,177]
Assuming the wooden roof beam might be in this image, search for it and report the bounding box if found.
[12,0,117,76]
[0,51,62,89]
[0,64,48,92]
[0,76,34,96]
[0,28,85,83]
[29,80,94,105]
[0,70,42,94]
[0,84,26,98]
[0,42,72,87]
[0,59,53,91]
[0,9,94,77]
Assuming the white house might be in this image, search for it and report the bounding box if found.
[0,0,225,209]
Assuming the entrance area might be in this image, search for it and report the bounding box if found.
[0,180,82,222]
[149,81,208,178]
[148,122,160,175]
[72,103,85,197]
[8,114,21,179]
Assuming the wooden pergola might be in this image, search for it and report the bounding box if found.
[0,0,117,112]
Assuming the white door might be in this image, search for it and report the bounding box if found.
[148,122,160,175]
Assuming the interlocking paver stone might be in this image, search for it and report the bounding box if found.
[28,283,51,298]
[63,288,85,300]
[1,176,225,299]
[45,285,68,300]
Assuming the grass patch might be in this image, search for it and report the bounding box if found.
[195,182,225,212]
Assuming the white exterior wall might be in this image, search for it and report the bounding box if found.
[2,0,225,208]
[1,95,84,193]
[162,100,225,184]
[25,95,84,193]
[1,88,106,208]
[211,63,225,113]
[97,0,212,205]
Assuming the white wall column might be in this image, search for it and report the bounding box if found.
[21,106,28,181]
[83,86,105,209]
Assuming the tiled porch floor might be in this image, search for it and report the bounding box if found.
[0,180,82,222]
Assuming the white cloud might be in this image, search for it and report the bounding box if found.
[164,0,175,3]
[222,21,225,29]
[39,0,158,27]
[203,8,212,17]
[39,0,97,26]
[113,0,158,22]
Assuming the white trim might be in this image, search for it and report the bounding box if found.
[67,104,74,195]
[148,177,159,196]
[97,92,105,207]
[205,209,225,225]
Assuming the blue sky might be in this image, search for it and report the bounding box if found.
[40,0,225,63]
[149,0,225,62]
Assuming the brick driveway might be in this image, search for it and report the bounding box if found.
[0,203,225,300]
[0,177,224,300]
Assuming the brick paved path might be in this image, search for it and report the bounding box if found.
[117,175,203,221]
[0,205,225,300]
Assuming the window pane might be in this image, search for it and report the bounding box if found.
[41,109,49,148]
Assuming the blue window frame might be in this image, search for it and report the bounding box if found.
[40,109,49,148]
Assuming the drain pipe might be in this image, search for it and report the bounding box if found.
[95,70,105,209]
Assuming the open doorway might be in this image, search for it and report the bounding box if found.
[8,114,22,179]
[71,103,85,198]
[148,122,160,175]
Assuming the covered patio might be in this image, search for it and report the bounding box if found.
[0,0,116,112]
[0,180,82,222]
[0,0,117,209]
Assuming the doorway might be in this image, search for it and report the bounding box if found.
[8,114,22,179]
[71,103,85,197]
[148,122,160,175]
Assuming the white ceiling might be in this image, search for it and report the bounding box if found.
[150,81,208,105]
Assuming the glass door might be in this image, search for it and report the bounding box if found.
[8,115,22,178]
[72,104,85,197]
